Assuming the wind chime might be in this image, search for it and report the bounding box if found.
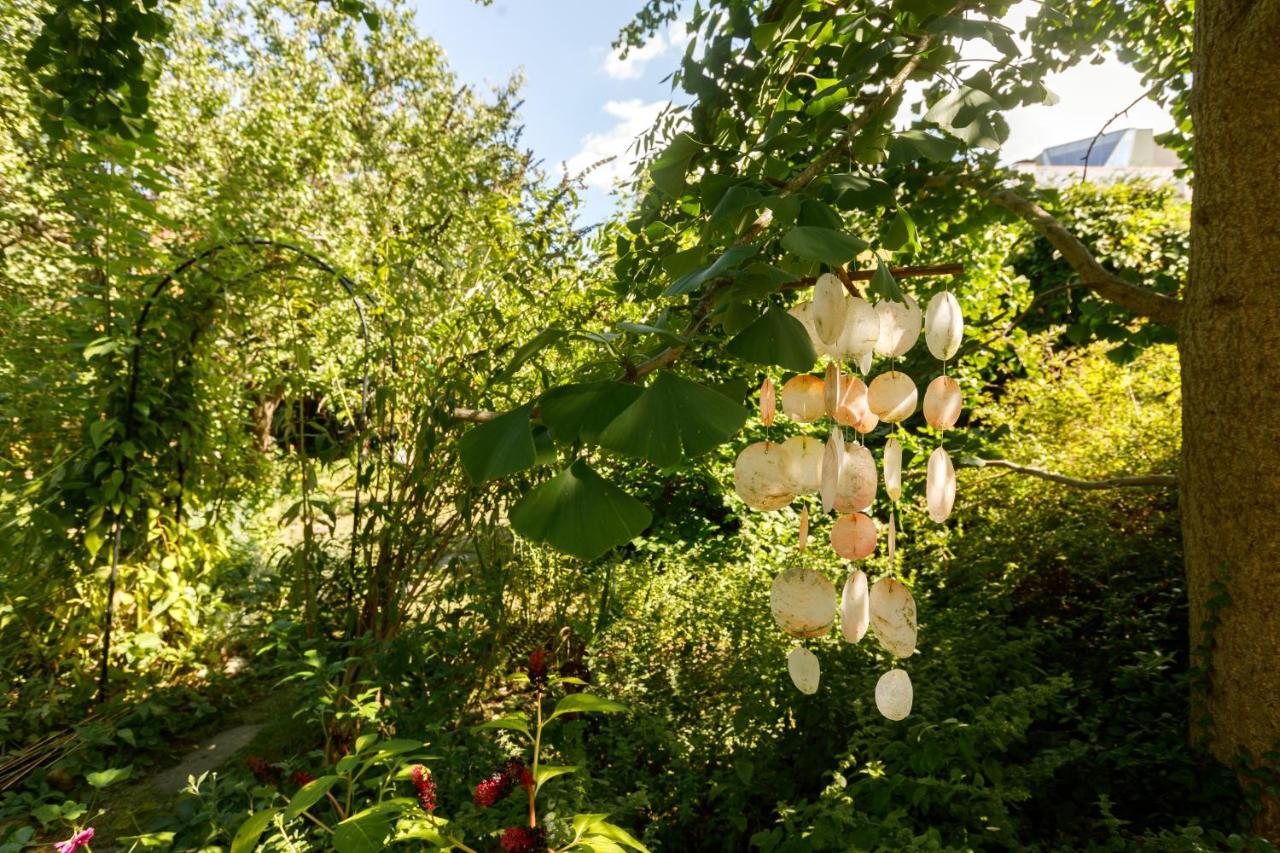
[733,272,963,720]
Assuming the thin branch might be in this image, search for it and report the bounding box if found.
[964,457,1177,489]
[1080,85,1158,184]
[987,187,1182,326]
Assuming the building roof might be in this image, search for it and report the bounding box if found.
[1027,128,1182,168]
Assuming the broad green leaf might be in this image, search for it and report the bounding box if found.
[726,307,817,372]
[884,207,920,253]
[539,382,642,445]
[458,404,536,484]
[86,766,132,789]
[707,185,764,233]
[598,372,747,467]
[573,813,609,835]
[354,733,379,753]
[926,15,1019,57]
[231,808,280,853]
[650,132,701,197]
[869,261,906,303]
[664,244,760,296]
[333,808,393,853]
[509,461,652,560]
[533,764,580,792]
[474,714,531,738]
[593,820,651,852]
[368,739,430,760]
[494,327,565,383]
[285,775,342,819]
[924,84,1009,150]
[780,226,868,266]
[582,840,628,853]
[548,692,629,721]
[806,77,850,116]
[393,817,450,844]
[895,129,960,162]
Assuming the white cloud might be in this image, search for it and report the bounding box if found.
[602,20,691,80]
[564,99,669,190]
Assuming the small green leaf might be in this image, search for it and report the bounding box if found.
[650,132,701,197]
[592,820,651,852]
[458,404,537,484]
[285,775,342,819]
[573,813,609,835]
[332,808,393,853]
[664,244,760,296]
[509,461,651,560]
[475,714,531,738]
[726,306,817,372]
[533,764,580,792]
[231,808,280,853]
[548,693,629,721]
[494,328,565,383]
[780,226,868,266]
[598,372,747,467]
[869,261,905,303]
[86,766,132,789]
[884,207,920,253]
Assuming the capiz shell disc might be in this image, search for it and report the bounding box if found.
[924,291,964,361]
[869,576,917,658]
[781,374,826,422]
[832,513,877,560]
[874,296,921,357]
[781,435,824,494]
[820,428,844,513]
[734,442,795,511]
[926,446,956,522]
[875,668,913,720]
[841,569,870,643]
[771,568,837,638]
[883,437,902,502]
[834,443,877,513]
[788,646,821,695]
[923,375,962,430]
[867,371,917,423]
[813,273,848,345]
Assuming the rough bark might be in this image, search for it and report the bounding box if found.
[1182,0,1280,838]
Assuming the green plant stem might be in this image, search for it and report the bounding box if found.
[447,837,481,853]
[299,809,332,833]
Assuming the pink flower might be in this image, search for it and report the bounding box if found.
[54,827,94,853]
[410,765,437,814]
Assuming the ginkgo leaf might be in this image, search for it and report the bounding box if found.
[509,461,652,560]
[598,371,747,467]
[726,306,818,372]
[539,382,642,445]
[458,404,536,484]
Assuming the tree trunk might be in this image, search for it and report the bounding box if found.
[1182,0,1280,838]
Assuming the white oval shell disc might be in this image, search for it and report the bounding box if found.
[840,570,870,643]
[760,378,776,427]
[771,568,837,638]
[870,576,917,658]
[820,428,844,513]
[874,296,921,357]
[924,291,964,361]
[923,376,962,431]
[926,446,956,522]
[780,374,826,422]
[788,301,829,358]
[883,437,902,503]
[867,371,917,423]
[734,442,795,510]
[787,646,821,695]
[830,296,880,360]
[813,274,848,345]
[780,435,824,495]
[834,443,877,513]
[875,668,913,720]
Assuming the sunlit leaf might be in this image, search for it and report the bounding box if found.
[781,226,868,266]
[598,372,747,467]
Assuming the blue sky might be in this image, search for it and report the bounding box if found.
[416,1,1174,225]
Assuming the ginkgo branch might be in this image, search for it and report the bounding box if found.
[965,457,1178,489]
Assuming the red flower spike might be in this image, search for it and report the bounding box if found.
[500,826,548,853]
[410,765,437,814]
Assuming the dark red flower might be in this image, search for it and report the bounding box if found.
[500,826,547,853]
[246,756,281,785]
[410,765,437,814]
[290,770,316,787]
[503,758,534,792]
[527,648,549,690]
[472,772,511,807]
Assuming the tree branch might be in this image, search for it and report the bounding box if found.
[965,457,1178,489]
[987,187,1182,327]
